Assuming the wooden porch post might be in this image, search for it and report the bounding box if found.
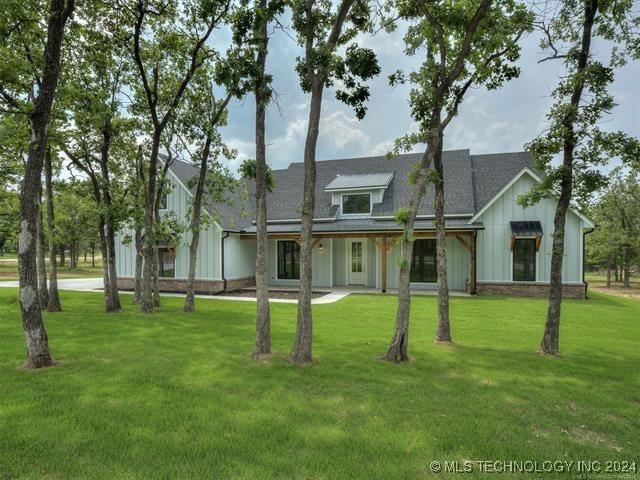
[470,231,477,295]
[381,236,387,293]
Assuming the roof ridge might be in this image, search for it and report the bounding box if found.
[471,150,528,159]
[275,148,472,170]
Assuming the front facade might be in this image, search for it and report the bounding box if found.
[115,150,594,298]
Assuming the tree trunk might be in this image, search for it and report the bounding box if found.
[134,226,143,304]
[184,137,213,313]
[91,244,95,267]
[623,248,631,288]
[613,261,619,282]
[105,224,121,310]
[18,0,74,369]
[36,195,49,309]
[98,216,116,312]
[382,137,438,362]
[432,137,452,343]
[44,148,61,311]
[99,117,121,311]
[141,135,161,313]
[606,255,611,287]
[540,0,597,355]
[289,80,323,365]
[252,2,271,358]
[152,245,160,307]
[59,245,65,266]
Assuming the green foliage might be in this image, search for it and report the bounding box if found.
[522,0,640,207]
[396,256,408,271]
[289,0,380,119]
[52,180,100,252]
[154,211,186,247]
[394,207,411,225]
[239,158,275,192]
[385,0,532,157]
[0,189,19,254]
[586,169,640,270]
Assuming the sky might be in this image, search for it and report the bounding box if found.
[216,17,640,175]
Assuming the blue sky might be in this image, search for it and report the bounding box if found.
[218,19,640,174]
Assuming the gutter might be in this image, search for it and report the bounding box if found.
[583,227,595,299]
[221,231,230,292]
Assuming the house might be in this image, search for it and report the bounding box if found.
[115,149,595,298]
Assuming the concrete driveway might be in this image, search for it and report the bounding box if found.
[0,277,104,291]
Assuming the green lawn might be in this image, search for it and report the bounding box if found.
[0,289,638,479]
[0,257,103,281]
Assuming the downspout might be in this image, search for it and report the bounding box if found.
[221,231,230,293]
[583,227,595,299]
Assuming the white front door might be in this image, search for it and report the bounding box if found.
[348,240,365,285]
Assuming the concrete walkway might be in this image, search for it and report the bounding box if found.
[0,278,469,305]
[0,278,351,305]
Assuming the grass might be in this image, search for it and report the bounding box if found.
[0,257,103,281]
[0,289,639,479]
[586,273,640,301]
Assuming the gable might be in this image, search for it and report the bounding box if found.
[471,169,594,228]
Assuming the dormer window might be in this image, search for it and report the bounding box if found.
[342,193,371,215]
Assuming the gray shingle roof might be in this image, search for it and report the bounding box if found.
[325,172,394,191]
[167,149,534,232]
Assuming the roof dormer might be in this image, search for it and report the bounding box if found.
[325,172,394,218]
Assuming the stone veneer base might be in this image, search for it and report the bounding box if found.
[117,276,256,295]
[476,282,587,299]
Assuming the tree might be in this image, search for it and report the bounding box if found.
[43,148,61,310]
[587,171,640,287]
[53,180,97,271]
[0,117,23,256]
[178,33,252,312]
[234,0,283,358]
[523,0,640,355]
[61,0,133,312]
[288,0,380,365]
[382,0,531,361]
[0,0,75,368]
[121,0,231,314]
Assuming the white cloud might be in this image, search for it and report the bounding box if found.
[319,111,370,150]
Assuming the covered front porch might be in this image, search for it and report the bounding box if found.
[241,230,479,294]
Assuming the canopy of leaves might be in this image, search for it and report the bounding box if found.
[522,0,640,207]
[290,0,381,119]
[386,0,532,153]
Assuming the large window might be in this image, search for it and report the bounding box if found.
[411,239,437,283]
[159,247,175,278]
[513,238,536,281]
[342,194,371,215]
[277,241,300,280]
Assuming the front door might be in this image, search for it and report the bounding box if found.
[348,240,365,285]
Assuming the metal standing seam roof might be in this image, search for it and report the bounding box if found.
[510,221,543,237]
[325,172,394,191]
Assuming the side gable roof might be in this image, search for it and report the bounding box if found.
[167,149,576,232]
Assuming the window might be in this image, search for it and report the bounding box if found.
[159,192,168,210]
[277,241,300,279]
[159,248,175,278]
[513,238,536,281]
[351,242,363,273]
[342,194,371,215]
[411,239,437,283]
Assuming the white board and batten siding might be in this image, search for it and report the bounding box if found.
[475,171,589,284]
[115,169,256,281]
